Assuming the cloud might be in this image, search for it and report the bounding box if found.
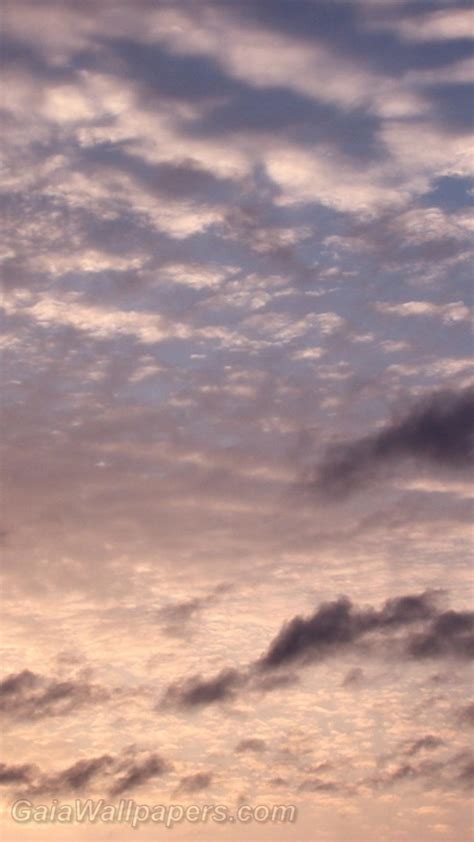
[257,592,438,670]
[367,747,474,793]
[158,597,204,628]
[404,736,445,756]
[0,763,36,786]
[342,666,365,687]
[269,776,288,787]
[160,591,471,713]
[455,750,474,788]
[376,300,471,323]
[236,738,267,753]
[30,756,115,796]
[298,778,341,794]
[393,9,474,43]
[2,291,185,345]
[1,0,473,834]
[161,668,244,709]
[250,672,300,693]
[110,752,170,796]
[406,608,474,661]
[0,748,171,797]
[0,669,110,720]
[176,771,213,793]
[310,388,474,497]
[157,584,231,636]
[456,702,474,727]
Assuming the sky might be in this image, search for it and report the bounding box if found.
[1,1,473,840]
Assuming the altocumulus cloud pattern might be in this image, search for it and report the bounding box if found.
[1,2,474,841]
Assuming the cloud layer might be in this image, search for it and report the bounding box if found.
[1,1,473,839]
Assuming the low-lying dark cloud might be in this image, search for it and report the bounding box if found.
[456,702,474,728]
[258,591,438,670]
[157,584,232,637]
[0,669,110,720]
[110,752,170,796]
[177,771,213,793]
[161,668,243,709]
[0,763,36,786]
[236,738,267,753]
[251,671,300,694]
[298,777,341,794]
[0,755,114,797]
[342,667,365,687]
[30,756,115,797]
[161,664,302,711]
[0,748,171,797]
[311,388,474,497]
[455,750,474,787]
[160,591,473,711]
[404,736,445,757]
[406,609,474,661]
[368,747,474,793]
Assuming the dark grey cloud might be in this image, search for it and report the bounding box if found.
[0,754,115,797]
[0,748,171,797]
[250,671,300,694]
[158,597,204,628]
[110,752,170,796]
[29,756,115,797]
[162,664,303,712]
[157,583,231,636]
[258,591,438,670]
[406,609,474,661]
[456,702,474,728]
[368,747,474,793]
[159,591,473,712]
[298,777,341,794]
[0,669,110,720]
[161,668,243,709]
[236,738,267,753]
[378,762,420,787]
[455,750,474,788]
[404,736,445,756]
[0,763,36,786]
[177,771,213,793]
[269,776,288,787]
[160,591,472,713]
[342,666,365,687]
[0,669,37,697]
[57,757,115,792]
[310,388,474,498]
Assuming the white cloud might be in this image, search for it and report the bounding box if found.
[376,300,471,323]
[35,250,147,277]
[292,347,326,361]
[265,145,408,214]
[157,263,238,289]
[2,291,186,344]
[394,9,474,42]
